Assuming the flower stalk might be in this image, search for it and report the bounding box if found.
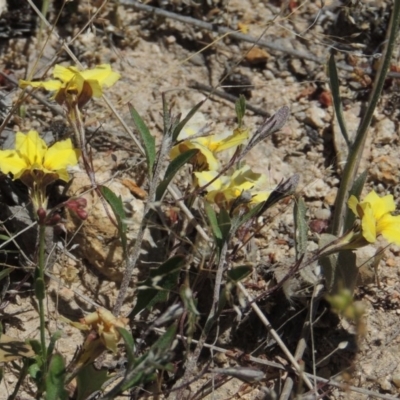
[331,2,400,235]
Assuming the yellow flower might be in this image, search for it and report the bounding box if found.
[62,309,129,371]
[348,190,400,245]
[19,64,120,108]
[0,130,80,182]
[170,112,249,171]
[194,165,270,209]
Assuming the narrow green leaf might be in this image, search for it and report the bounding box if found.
[217,208,231,244]
[130,255,185,317]
[151,323,177,353]
[343,170,368,232]
[47,331,62,359]
[319,233,338,292]
[205,202,222,240]
[0,268,13,281]
[156,149,198,201]
[333,250,358,294]
[76,364,109,400]
[294,197,308,260]
[120,325,177,392]
[129,103,156,176]
[118,327,135,367]
[100,186,127,255]
[227,265,252,282]
[235,95,246,128]
[235,202,263,228]
[45,354,68,400]
[172,99,206,142]
[328,53,350,147]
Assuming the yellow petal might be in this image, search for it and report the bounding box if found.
[81,65,121,88]
[194,170,222,191]
[44,139,80,179]
[178,141,220,170]
[16,131,47,167]
[19,79,63,91]
[0,150,28,178]
[85,79,103,98]
[361,203,377,243]
[53,65,78,83]
[214,128,249,152]
[363,190,395,220]
[251,191,271,204]
[348,195,360,217]
[377,214,400,245]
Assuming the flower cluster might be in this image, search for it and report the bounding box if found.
[170,112,271,210]
[0,63,120,219]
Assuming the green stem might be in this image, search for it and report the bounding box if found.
[37,224,47,372]
[331,2,400,236]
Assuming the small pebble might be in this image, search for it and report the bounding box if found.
[305,106,326,129]
[393,375,400,388]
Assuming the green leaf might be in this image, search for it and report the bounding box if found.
[235,95,246,128]
[172,99,205,142]
[227,265,252,282]
[47,331,62,359]
[28,362,41,380]
[76,364,109,400]
[130,255,185,317]
[151,323,176,353]
[217,208,231,244]
[156,149,198,201]
[100,186,127,255]
[205,202,222,240]
[334,250,358,294]
[0,268,13,282]
[319,233,338,293]
[118,327,135,367]
[45,354,68,400]
[319,233,357,294]
[129,103,156,176]
[120,325,177,392]
[294,197,308,260]
[234,202,263,228]
[328,52,350,147]
[343,170,368,232]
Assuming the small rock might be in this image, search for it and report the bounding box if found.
[245,47,269,65]
[314,208,331,220]
[374,118,396,144]
[165,35,176,45]
[393,375,400,388]
[305,106,326,129]
[369,154,400,184]
[378,377,392,391]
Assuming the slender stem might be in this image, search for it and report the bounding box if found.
[38,224,47,371]
[332,2,400,236]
